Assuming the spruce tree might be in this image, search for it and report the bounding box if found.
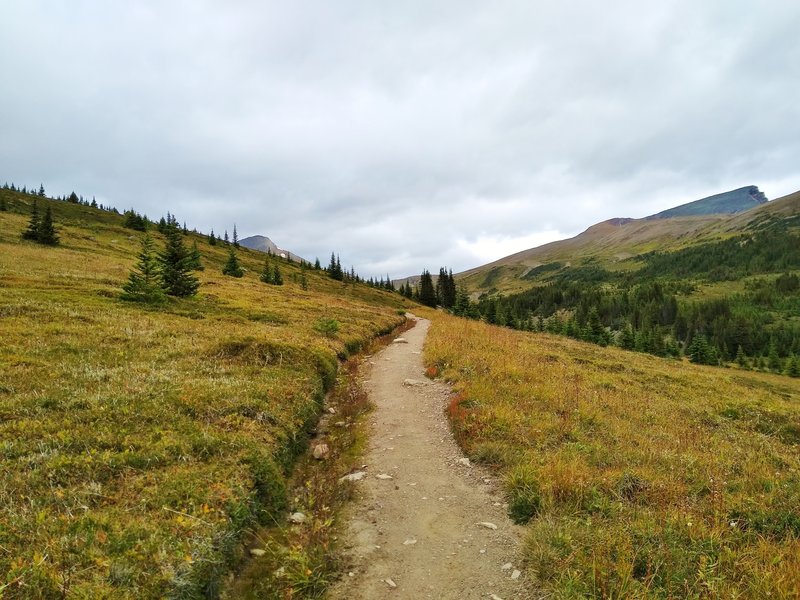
[159,226,200,296]
[259,257,274,284]
[208,230,217,246]
[314,257,321,270]
[767,340,782,372]
[122,234,166,303]
[787,355,800,378]
[22,199,41,241]
[36,205,59,245]
[38,184,46,197]
[189,240,204,271]
[222,246,244,277]
[272,264,283,285]
[735,345,748,368]
[224,230,230,245]
[419,270,437,307]
[232,224,239,247]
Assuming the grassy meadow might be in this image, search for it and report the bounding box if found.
[0,190,407,598]
[424,311,800,599]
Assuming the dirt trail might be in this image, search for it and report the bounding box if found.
[328,315,532,600]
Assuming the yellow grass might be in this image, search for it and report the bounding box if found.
[0,191,407,597]
[423,311,800,599]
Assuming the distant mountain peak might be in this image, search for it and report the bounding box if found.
[239,235,304,262]
[647,185,767,220]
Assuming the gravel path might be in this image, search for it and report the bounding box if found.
[327,315,533,600]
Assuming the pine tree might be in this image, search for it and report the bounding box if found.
[735,345,748,368]
[36,205,59,245]
[22,199,40,240]
[37,184,45,197]
[159,226,200,296]
[189,240,204,271]
[122,234,166,303]
[68,192,79,204]
[232,224,239,248]
[300,272,308,290]
[786,355,800,378]
[259,257,274,284]
[314,257,321,270]
[767,340,782,372]
[208,230,217,246]
[224,230,230,245]
[419,270,437,307]
[272,264,283,285]
[222,246,244,277]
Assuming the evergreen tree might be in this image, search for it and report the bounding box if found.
[22,199,41,241]
[259,257,274,284]
[232,224,239,247]
[272,264,283,285]
[314,257,321,270]
[38,184,45,197]
[418,270,437,307]
[786,355,800,378]
[619,323,636,350]
[767,340,782,372]
[159,226,200,296]
[735,345,748,368]
[189,240,204,271]
[68,192,79,204]
[208,230,217,246]
[91,197,98,208]
[121,234,166,303]
[223,230,230,245]
[36,205,59,245]
[222,246,244,277]
[687,334,714,365]
[454,285,471,316]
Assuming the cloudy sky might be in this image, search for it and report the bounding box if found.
[2,1,799,277]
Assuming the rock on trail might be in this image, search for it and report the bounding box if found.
[328,315,532,599]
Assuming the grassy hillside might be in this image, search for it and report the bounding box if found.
[460,189,800,296]
[0,189,407,598]
[423,311,800,598]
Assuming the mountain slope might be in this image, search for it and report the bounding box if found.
[647,185,767,219]
[238,234,305,262]
[460,186,795,295]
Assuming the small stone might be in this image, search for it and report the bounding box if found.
[312,443,330,460]
[477,522,498,530]
[489,595,503,600]
[501,563,512,571]
[339,471,366,483]
[328,407,336,414]
[376,474,393,480]
[403,538,417,545]
[288,512,306,524]
[402,378,426,387]
[249,548,266,557]
[479,549,486,554]
[274,566,285,576]
[458,457,472,468]
[511,570,521,580]
[348,572,354,577]
[385,578,397,588]
[393,337,409,344]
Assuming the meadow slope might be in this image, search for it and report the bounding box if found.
[0,190,407,598]
[424,311,800,598]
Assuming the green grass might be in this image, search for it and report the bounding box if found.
[0,190,407,598]
[423,310,800,598]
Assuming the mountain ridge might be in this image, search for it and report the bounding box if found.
[239,234,305,262]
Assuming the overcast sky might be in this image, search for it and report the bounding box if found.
[2,1,799,277]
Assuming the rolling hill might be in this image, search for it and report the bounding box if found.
[459,186,798,295]
[0,187,408,598]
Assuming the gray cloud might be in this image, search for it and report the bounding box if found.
[2,0,799,277]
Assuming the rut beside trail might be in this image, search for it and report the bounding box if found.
[328,315,532,600]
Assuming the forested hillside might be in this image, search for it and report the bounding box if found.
[462,190,800,370]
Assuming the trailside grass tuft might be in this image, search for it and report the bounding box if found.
[0,190,407,598]
[424,310,800,599]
